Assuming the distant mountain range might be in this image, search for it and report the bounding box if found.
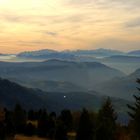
[94,68,140,100]
[0,59,139,101]
[17,48,140,59]
[102,55,140,63]
[68,48,125,57]
[100,55,140,74]
[128,50,140,56]
[0,48,140,74]
[16,49,140,74]
[0,49,139,116]
[17,49,77,60]
[0,60,125,90]
[0,48,139,61]
[0,54,9,56]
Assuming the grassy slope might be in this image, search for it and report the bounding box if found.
[14,135,48,140]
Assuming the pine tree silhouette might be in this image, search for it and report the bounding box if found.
[127,78,140,140]
[76,108,94,140]
[96,98,117,140]
[37,109,49,137]
[13,104,26,134]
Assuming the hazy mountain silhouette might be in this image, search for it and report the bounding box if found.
[102,55,140,63]
[69,48,124,57]
[100,55,140,74]
[94,68,140,100]
[0,60,125,90]
[18,49,77,60]
[15,49,140,74]
[17,48,124,59]
[127,50,140,56]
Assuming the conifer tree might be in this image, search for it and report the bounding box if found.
[96,98,117,140]
[127,79,140,140]
[60,109,73,131]
[13,104,26,134]
[48,112,56,139]
[76,108,94,140]
[37,109,49,137]
[55,119,68,140]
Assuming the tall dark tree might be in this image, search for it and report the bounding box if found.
[76,109,94,140]
[127,78,140,140]
[0,107,6,140]
[4,109,15,138]
[60,109,73,131]
[13,104,26,134]
[96,98,117,140]
[37,109,49,137]
[25,122,35,136]
[48,112,56,140]
[0,121,6,140]
[28,110,36,121]
[55,119,68,140]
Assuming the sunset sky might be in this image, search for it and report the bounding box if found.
[0,0,140,53]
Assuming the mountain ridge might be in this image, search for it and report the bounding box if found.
[0,60,125,90]
[0,77,131,115]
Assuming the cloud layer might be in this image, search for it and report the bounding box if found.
[0,0,140,53]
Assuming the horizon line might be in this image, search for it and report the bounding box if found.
[1,48,140,55]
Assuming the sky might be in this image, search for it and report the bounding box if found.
[0,0,140,53]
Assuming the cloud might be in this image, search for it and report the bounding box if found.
[91,38,140,51]
[16,40,60,47]
[64,0,140,10]
[34,30,58,37]
[125,17,140,28]
[65,0,93,5]
[0,0,140,53]
[0,14,22,23]
[44,31,58,36]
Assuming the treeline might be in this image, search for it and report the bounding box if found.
[0,98,126,140]
[0,79,140,140]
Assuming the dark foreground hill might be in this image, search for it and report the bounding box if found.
[0,78,48,109]
[0,78,130,113]
[0,77,132,124]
